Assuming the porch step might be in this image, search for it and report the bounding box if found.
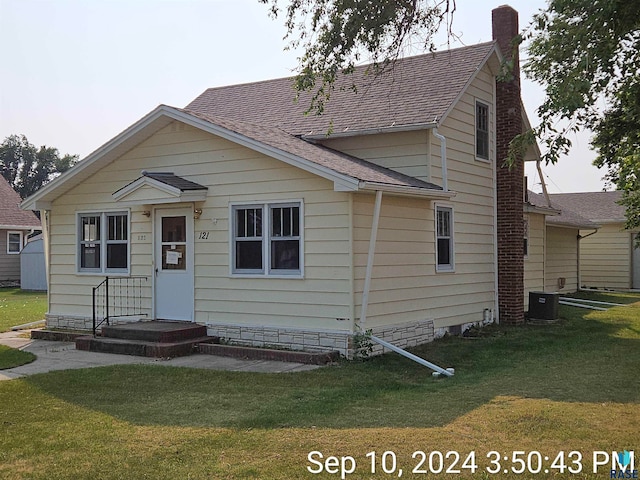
[76,335,218,358]
[101,321,208,343]
[75,320,219,358]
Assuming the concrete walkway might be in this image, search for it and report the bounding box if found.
[0,330,319,381]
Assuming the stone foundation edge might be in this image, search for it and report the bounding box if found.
[44,314,436,359]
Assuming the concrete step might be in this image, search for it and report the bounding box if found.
[76,335,218,358]
[101,321,208,343]
[198,343,339,365]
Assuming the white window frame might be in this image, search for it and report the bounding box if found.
[475,99,490,162]
[7,231,23,254]
[76,210,130,275]
[435,204,455,272]
[230,200,304,278]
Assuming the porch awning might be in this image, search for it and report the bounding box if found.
[112,171,208,205]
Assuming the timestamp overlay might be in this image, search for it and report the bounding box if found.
[307,450,637,478]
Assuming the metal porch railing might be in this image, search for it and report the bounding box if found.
[92,276,149,336]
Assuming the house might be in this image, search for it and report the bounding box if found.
[22,6,535,356]
[0,176,41,284]
[524,191,599,307]
[550,191,639,290]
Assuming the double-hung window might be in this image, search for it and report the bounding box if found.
[476,100,490,161]
[7,232,23,254]
[232,202,302,276]
[78,211,129,273]
[436,205,454,272]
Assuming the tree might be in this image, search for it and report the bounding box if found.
[522,0,640,233]
[259,0,456,114]
[0,134,78,199]
[261,0,639,234]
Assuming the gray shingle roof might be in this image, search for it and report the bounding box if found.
[0,176,41,228]
[182,109,443,190]
[528,191,599,229]
[141,172,207,191]
[186,42,496,137]
[550,191,625,223]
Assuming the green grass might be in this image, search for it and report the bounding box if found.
[0,345,36,370]
[0,288,47,332]
[0,291,638,479]
[0,288,45,369]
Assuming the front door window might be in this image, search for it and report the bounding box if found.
[161,216,186,270]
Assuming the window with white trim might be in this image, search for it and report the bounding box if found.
[7,232,23,254]
[476,100,490,160]
[436,205,454,271]
[232,202,302,276]
[78,212,129,273]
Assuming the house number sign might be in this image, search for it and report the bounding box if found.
[198,232,211,240]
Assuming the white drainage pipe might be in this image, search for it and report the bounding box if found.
[559,300,607,311]
[370,335,454,377]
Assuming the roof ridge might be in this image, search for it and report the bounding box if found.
[195,41,497,94]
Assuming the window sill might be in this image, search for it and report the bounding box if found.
[436,267,455,273]
[230,273,304,280]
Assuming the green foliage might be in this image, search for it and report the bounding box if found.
[351,327,373,359]
[521,0,640,231]
[592,79,640,235]
[0,134,78,199]
[259,0,456,115]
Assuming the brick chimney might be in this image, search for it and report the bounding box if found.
[493,5,525,325]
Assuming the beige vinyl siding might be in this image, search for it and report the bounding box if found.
[323,131,430,181]
[47,122,353,331]
[0,229,22,280]
[352,194,495,329]
[349,63,497,330]
[524,213,545,308]
[545,226,579,293]
[580,223,631,290]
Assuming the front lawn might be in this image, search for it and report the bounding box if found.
[0,292,638,479]
[0,288,46,332]
[0,345,36,370]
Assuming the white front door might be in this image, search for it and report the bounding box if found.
[155,207,194,321]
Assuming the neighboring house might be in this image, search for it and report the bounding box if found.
[0,176,41,284]
[550,191,638,290]
[524,191,599,307]
[22,6,536,356]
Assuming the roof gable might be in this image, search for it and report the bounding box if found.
[0,176,41,229]
[186,42,498,137]
[113,172,208,205]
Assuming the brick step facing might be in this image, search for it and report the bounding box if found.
[76,335,217,358]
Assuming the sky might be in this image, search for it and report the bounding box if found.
[0,0,609,194]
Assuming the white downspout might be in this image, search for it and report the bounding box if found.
[359,190,383,328]
[40,210,51,315]
[433,128,448,192]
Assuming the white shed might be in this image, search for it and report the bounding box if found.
[20,236,47,291]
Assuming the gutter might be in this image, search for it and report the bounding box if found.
[359,182,455,199]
